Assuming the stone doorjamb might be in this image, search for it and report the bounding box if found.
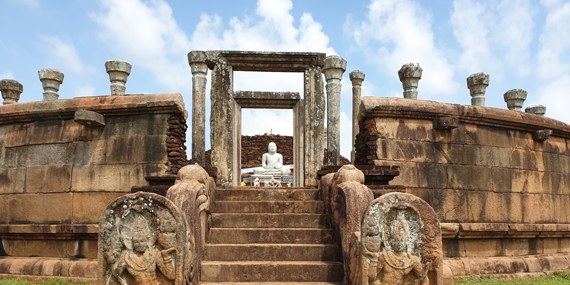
[195,50,327,186]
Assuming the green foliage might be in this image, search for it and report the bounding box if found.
[456,271,570,285]
[0,278,91,285]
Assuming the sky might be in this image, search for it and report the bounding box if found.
[1,0,570,160]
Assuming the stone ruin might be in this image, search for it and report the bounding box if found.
[0,50,569,284]
[98,192,186,285]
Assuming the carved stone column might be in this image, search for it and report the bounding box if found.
[525,104,546,116]
[105,59,132,95]
[398,63,422,99]
[322,55,347,166]
[467,72,489,106]
[349,70,365,163]
[504,89,527,111]
[188,51,208,166]
[0,79,23,105]
[38,68,64,101]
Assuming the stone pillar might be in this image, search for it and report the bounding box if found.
[466,72,489,106]
[398,63,422,99]
[188,51,208,166]
[304,65,326,186]
[322,55,347,166]
[349,70,365,163]
[38,68,64,101]
[504,89,527,111]
[525,105,546,116]
[105,59,132,95]
[0,79,23,105]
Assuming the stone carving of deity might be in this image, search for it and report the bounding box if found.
[98,192,186,285]
[361,192,442,285]
[253,142,291,175]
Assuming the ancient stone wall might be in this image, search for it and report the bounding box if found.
[0,93,186,262]
[357,97,570,263]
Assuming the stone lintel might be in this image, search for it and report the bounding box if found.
[0,93,185,126]
[359,97,570,139]
[234,91,301,109]
[204,50,326,72]
[74,110,105,127]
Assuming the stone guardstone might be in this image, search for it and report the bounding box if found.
[361,192,442,285]
[98,192,186,285]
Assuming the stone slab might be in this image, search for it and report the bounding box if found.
[25,165,72,193]
[0,168,25,194]
[71,165,145,192]
[7,193,72,223]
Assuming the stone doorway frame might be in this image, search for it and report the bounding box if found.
[189,51,328,187]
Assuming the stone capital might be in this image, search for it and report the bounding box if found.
[466,72,489,88]
[349,70,365,86]
[322,55,347,81]
[188,50,207,64]
[0,79,23,104]
[38,68,64,101]
[504,89,527,111]
[525,104,546,116]
[105,59,132,95]
[398,63,422,82]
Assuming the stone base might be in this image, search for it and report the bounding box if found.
[0,257,97,284]
[443,254,570,283]
[249,175,294,187]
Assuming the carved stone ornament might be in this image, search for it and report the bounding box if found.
[361,192,442,285]
[98,192,186,285]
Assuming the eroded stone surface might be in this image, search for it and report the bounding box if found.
[38,68,64,101]
[503,89,527,111]
[105,59,132,95]
[525,104,546,116]
[361,192,442,285]
[466,72,489,106]
[0,79,23,104]
[98,192,186,285]
[398,63,422,99]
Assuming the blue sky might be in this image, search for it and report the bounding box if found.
[1,0,570,160]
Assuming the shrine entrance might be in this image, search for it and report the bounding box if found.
[189,51,328,186]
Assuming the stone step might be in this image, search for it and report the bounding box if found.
[200,261,343,282]
[200,282,342,285]
[214,188,319,201]
[211,213,327,228]
[204,244,339,261]
[208,228,333,244]
[213,201,324,213]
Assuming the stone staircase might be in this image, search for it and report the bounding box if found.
[200,186,343,285]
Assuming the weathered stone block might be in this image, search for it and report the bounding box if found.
[522,194,555,223]
[0,195,9,223]
[72,192,124,224]
[90,140,106,164]
[8,193,72,223]
[432,142,464,164]
[375,118,434,141]
[510,148,543,171]
[0,238,97,259]
[104,135,167,164]
[101,114,169,138]
[71,165,144,192]
[25,165,72,193]
[433,117,458,130]
[417,162,448,189]
[512,169,543,193]
[0,168,25,194]
[74,110,105,127]
[447,165,493,191]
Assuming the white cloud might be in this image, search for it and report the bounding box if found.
[91,0,192,91]
[0,72,13,80]
[346,0,458,97]
[241,109,294,136]
[537,0,570,79]
[450,0,534,78]
[536,75,570,123]
[41,36,87,74]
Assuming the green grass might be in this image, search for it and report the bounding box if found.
[0,278,91,285]
[456,271,570,284]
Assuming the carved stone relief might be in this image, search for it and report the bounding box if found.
[361,192,442,285]
[98,192,186,285]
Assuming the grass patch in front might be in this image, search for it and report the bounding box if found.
[0,278,91,285]
[456,271,570,284]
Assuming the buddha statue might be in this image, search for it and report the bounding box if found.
[253,142,291,175]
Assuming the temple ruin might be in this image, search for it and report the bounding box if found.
[0,51,569,284]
